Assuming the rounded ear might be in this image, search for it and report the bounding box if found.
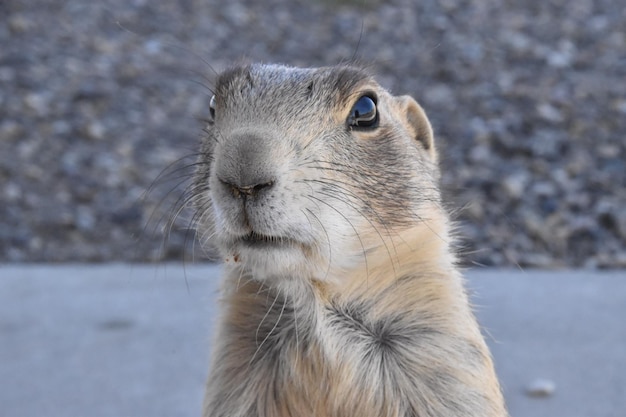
[396,95,438,163]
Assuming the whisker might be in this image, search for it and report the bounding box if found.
[292,294,300,368]
[236,266,247,292]
[142,153,202,199]
[250,291,286,366]
[255,291,280,348]
[301,178,401,276]
[302,208,332,279]
[304,195,370,284]
[141,176,197,249]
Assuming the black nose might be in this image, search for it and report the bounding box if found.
[220,178,275,199]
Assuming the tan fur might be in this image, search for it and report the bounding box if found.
[192,64,508,417]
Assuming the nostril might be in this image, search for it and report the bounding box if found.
[250,180,274,194]
[219,177,275,198]
[238,180,274,197]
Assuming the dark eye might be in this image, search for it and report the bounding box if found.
[209,95,216,121]
[348,94,378,129]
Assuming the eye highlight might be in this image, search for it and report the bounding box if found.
[209,95,216,122]
[348,94,379,129]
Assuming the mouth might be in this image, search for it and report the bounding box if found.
[237,231,296,248]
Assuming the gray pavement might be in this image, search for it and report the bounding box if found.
[0,264,624,417]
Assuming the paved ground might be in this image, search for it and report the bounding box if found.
[0,264,624,417]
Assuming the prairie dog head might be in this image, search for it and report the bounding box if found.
[193,64,442,284]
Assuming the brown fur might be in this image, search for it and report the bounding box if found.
[192,64,507,417]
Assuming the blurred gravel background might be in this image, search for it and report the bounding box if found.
[1,0,625,267]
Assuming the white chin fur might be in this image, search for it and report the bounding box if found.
[221,243,315,282]
[213,196,371,285]
[219,233,365,287]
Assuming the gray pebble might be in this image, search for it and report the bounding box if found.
[85,121,106,141]
[75,206,96,231]
[525,378,556,398]
[536,103,564,123]
[501,173,529,200]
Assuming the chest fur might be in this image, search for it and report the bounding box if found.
[208,287,491,417]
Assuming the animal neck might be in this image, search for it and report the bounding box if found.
[326,211,459,303]
[222,208,461,333]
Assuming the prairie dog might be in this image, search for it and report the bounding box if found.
[192,63,507,417]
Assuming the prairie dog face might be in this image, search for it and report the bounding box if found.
[193,64,441,283]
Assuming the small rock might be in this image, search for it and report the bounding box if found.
[525,378,556,398]
[546,51,572,68]
[144,39,162,55]
[530,181,557,197]
[611,253,626,268]
[52,120,71,135]
[546,40,575,68]
[537,103,564,123]
[505,31,532,53]
[0,66,16,83]
[530,129,565,159]
[566,217,598,262]
[223,3,250,26]
[501,173,529,199]
[468,145,491,164]
[615,100,626,114]
[110,205,142,226]
[8,15,32,34]
[597,144,620,158]
[424,84,455,106]
[615,209,626,241]
[469,117,488,138]
[24,93,50,117]
[75,206,96,231]
[4,182,22,202]
[85,121,105,141]
[588,15,609,32]
[0,120,22,140]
